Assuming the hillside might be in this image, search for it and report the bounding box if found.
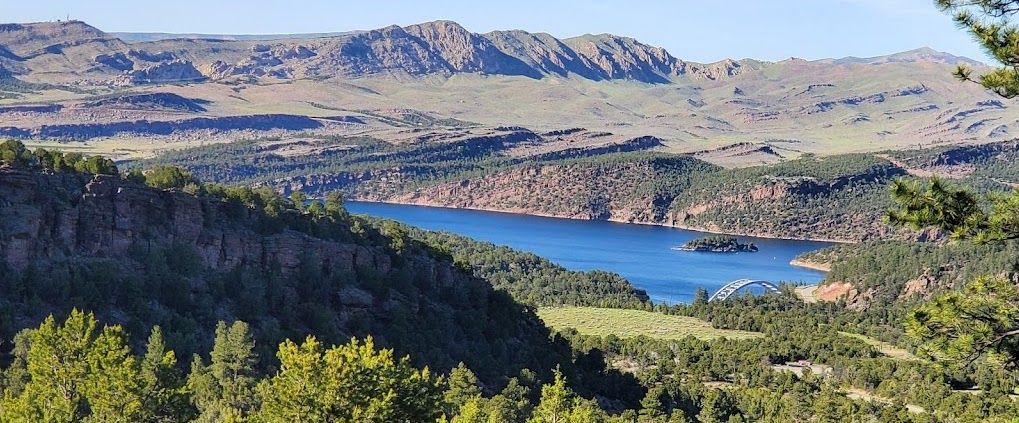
[143,134,917,241]
[2,152,1018,420]
[0,157,644,395]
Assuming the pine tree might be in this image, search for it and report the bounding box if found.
[692,287,709,307]
[188,321,258,422]
[527,368,605,423]
[638,386,667,422]
[498,377,532,422]
[885,177,984,239]
[140,326,193,422]
[450,397,487,423]
[83,325,146,422]
[696,389,735,423]
[0,329,32,398]
[444,362,483,417]
[887,178,1019,364]
[528,370,572,423]
[253,336,443,422]
[0,311,145,423]
[937,0,1019,98]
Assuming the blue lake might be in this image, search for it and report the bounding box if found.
[347,202,831,304]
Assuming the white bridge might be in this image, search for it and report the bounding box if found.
[708,279,780,302]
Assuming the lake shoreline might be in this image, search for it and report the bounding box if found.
[789,258,832,272]
[348,200,831,304]
[351,198,855,245]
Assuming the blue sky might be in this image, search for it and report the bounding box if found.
[7,0,989,63]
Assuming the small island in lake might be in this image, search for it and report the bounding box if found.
[674,235,759,253]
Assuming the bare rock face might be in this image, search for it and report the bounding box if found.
[208,44,317,79]
[687,58,765,80]
[483,30,603,79]
[328,25,452,76]
[94,52,134,71]
[0,167,392,279]
[563,34,681,83]
[403,21,540,77]
[117,59,206,85]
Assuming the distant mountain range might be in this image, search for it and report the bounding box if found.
[0,20,980,87]
[0,18,1014,165]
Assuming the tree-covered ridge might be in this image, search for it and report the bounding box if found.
[399,225,651,308]
[666,154,908,241]
[0,143,647,398]
[798,240,1019,307]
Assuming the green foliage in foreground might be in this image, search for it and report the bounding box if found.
[908,276,1019,365]
[0,311,443,422]
[886,177,1019,367]
[937,0,1019,98]
[0,312,658,423]
[0,158,654,408]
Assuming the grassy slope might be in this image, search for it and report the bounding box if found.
[537,307,761,341]
[838,331,920,361]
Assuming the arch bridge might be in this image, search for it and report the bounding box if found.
[708,279,780,302]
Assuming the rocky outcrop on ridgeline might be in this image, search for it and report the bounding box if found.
[404,21,541,78]
[482,30,606,80]
[529,136,665,161]
[918,139,1019,168]
[203,22,765,82]
[0,166,388,275]
[79,92,209,112]
[560,34,763,82]
[116,59,206,85]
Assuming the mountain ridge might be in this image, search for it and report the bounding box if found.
[0,19,984,86]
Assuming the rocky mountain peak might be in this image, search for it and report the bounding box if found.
[403,20,539,77]
[563,34,680,83]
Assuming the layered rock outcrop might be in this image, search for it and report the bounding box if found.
[0,167,393,277]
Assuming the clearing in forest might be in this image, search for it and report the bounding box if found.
[537,307,761,341]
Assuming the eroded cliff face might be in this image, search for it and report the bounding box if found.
[371,161,668,223]
[336,158,907,242]
[0,166,393,277]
